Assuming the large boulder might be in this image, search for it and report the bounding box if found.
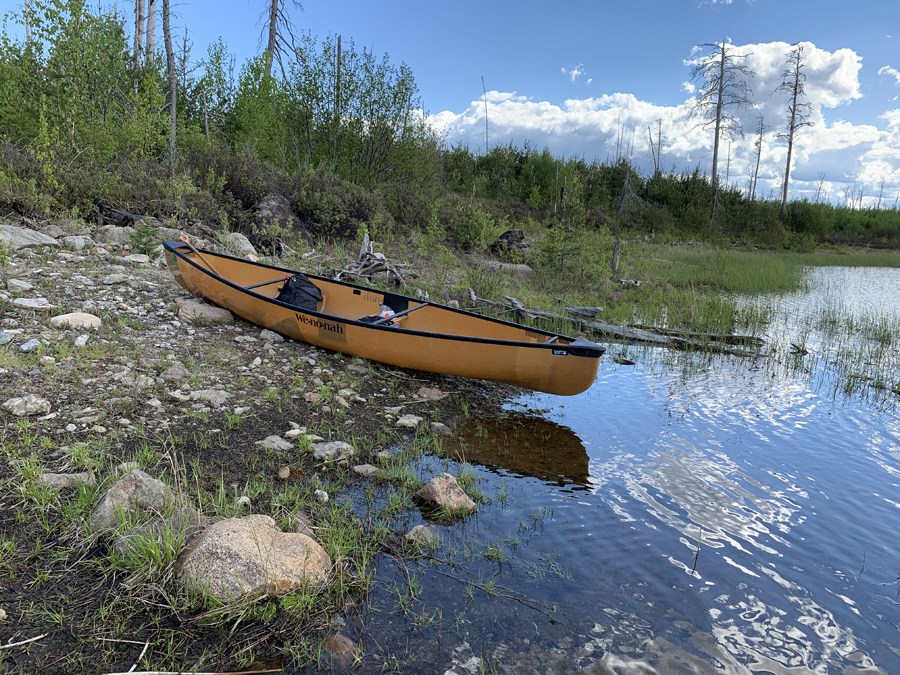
[490,229,531,257]
[91,470,174,533]
[175,514,331,602]
[92,226,135,247]
[0,224,60,250]
[223,232,258,257]
[253,195,313,247]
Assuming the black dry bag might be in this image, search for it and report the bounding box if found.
[275,274,323,310]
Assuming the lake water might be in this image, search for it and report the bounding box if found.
[331,267,900,674]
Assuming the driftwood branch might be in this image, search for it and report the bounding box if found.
[0,633,48,650]
[334,235,409,287]
[467,289,763,356]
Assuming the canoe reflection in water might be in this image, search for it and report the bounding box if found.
[443,415,591,491]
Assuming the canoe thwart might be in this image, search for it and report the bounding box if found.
[373,302,430,325]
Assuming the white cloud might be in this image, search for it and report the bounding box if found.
[682,81,696,94]
[562,63,586,83]
[429,41,897,202]
[879,65,900,87]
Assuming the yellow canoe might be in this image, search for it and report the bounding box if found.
[163,241,605,396]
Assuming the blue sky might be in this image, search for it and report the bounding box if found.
[177,0,900,203]
[10,0,900,203]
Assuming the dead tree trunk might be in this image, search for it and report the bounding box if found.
[162,0,176,169]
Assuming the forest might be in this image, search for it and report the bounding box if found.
[2,0,899,252]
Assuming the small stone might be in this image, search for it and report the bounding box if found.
[260,329,284,342]
[7,279,34,292]
[236,495,251,508]
[40,356,55,367]
[147,398,163,408]
[312,441,354,462]
[430,422,452,436]
[405,524,436,547]
[65,423,77,432]
[50,312,102,329]
[351,464,380,479]
[278,466,291,480]
[250,357,262,367]
[347,363,368,375]
[395,414,423,429]
[415,473,476,513]
[13,298,54,312]
[2,394,52,417]
[256,435,294,451]
[0,607,6,621]
[314,489,329,503]
[376,450,391,463]
[0,331,11,345]
[74,334,89,347]
[37,472,96,489]
[160,365,189,381]
[19,338,41,353]
[337,388,354,397]
[188,390,230,408]
[334,395,350,409]
[103,273,129,285]
[304,392,321,404]
[415,386,447,401]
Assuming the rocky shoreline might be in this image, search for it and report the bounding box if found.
[0,219,505,673]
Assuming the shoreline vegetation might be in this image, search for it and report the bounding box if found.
[2,2,899,673]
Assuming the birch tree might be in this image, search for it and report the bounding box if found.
[145,0,156,58]
[775,43,813,216]
[133,0,144,71]
[162,0,176,167]
[688,41,755,212]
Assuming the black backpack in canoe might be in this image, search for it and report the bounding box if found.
[276,274,323,310]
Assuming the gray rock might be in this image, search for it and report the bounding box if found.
[103,273,130,285]
[61,235,94,250]
[256,435,294,451]
[178,300,233,325]
[50,312,101,329]
[224,232,258,257]
[415,386,447,401]
[160,365,189,382]
[91,469,173,533]
[395,414,423,429]
[74,334,89,347]
[188,389,230,408]
[405,524,436,547]
[7,279,34,292]
[259,329,284,342]
[19,338,41,352]
[93,226,135,246]
[0,331,10,345]
[37,472,96,489]
[253,194,313,246]
[174,514,331,602]
[0,224,60,250]
[2,394,51,417]
[430,422,452,436]
[12,297,54,312]
[351,464,380,479]
[473,257,534,280]
[312,441,355,462]
[415,473,476,513]
[322,634,357,666]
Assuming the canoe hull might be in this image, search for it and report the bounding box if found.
[164,242,604,396]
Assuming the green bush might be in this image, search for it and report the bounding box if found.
[292,171,393,240]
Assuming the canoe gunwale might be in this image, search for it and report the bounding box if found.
[163,241,606,359]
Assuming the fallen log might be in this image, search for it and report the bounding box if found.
[467,289,763,357]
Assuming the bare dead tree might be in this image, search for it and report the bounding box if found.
[875,179,886,209]
[262,0,303,80]
[689,41,756,214]
[162,0,176,169]
[750,114,765,201]
[814,172,826,203]
[647,119,663,174]
[133,0,144,71]
[775,43,814,216]
[146,0,156,59]
[482,76,489,151]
